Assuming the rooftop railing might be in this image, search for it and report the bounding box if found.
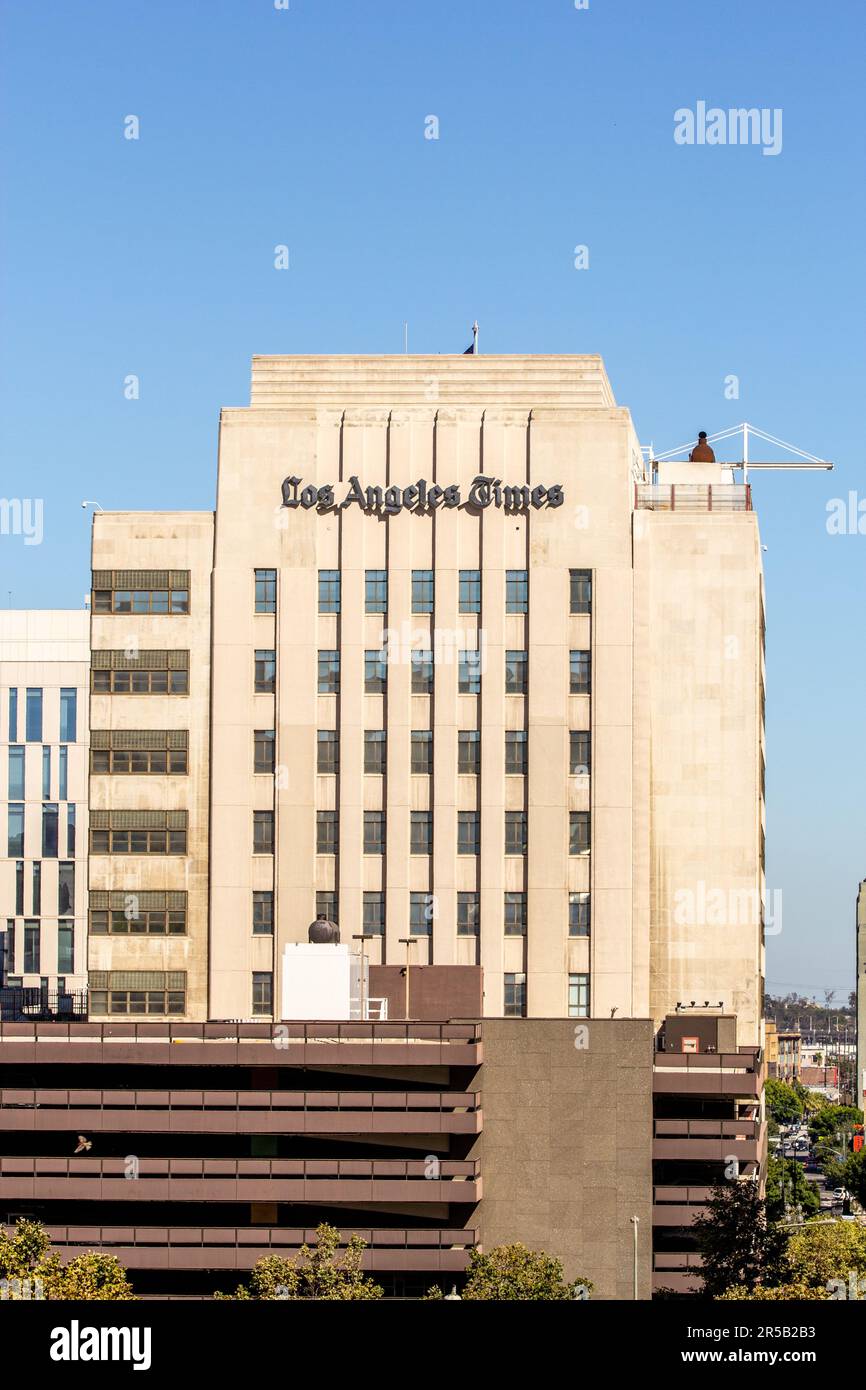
[635,483,752,512]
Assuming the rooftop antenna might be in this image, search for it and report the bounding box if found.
[463,321,479,355]
[403,322,409,354]
[651,422,833,485]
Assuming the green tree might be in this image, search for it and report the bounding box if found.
[216,1223,383,1300]
[764,1078,803,1127]
[430,1243,592,1300]
[784,1219,866,1289]
[717,1281,830,1301]
[0,1220,133,1300]
[808,1105,862,1145]
[842,1147,866,1205]
[693,1183,787,1297]
[765,1154,820,1223]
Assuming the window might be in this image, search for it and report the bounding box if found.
[412,569,434,614]
[254,729,276,775]
[365,569,387,613]
[253,891,274,935]
[30,861,41,915]
[42,803,58,858]
[458,730,480,775]
[364,650,387,694]
[23,922,40,974]
[58,862,74,915]
[89,971,187,1016]
[364,811,385,855]
[318,569,341,613]
[458,811,479,855]
[66,805,75,855]
[362,892,384,936]
[504,972,526,1017]
[410,892,433,935]
[2,923,14,984]
[8,688,17,741]
[254,811,275,855]
[15,861,23,915]
[92,658,189,694]
[570,650,591,695]
[505,811,526,855]
[7,804,24,857]
[458,650,481,695]
[94,586,189,615]
[316,891,338,922]
[410,811,432,855]
[504,891,526,936]
[505,730,527,775]
[570,731,591,775]
[411,649,433,695]
[58,923,74,974]
[7,746,24,799]
[457,892,479,936]
[506,570,527,613]
[505,651,527,695]
[317,811,338,855]
[317,730,339,774]
[569,892,591,937]
[364,730,386,775]
[90,825,187,855]
[318,650,340,694]
[570,569,592,615]
[59,746,68,800]
[459,569,481,614]
[411,730,432,775]
[253,973,273,1016]
[570,811,590,855]
[255,650,276,693]
[59,688,77,742]
[255,569,276,613]
[568,972,590,1017]
[25,688,42,742]
[90,732,189,775]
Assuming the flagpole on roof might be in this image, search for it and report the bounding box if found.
[473,320,479,354]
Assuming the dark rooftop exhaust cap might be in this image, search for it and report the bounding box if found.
[308,914,340,944]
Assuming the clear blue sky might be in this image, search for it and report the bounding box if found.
[1,0,863,1002]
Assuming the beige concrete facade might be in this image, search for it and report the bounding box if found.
[86,355,765,1041]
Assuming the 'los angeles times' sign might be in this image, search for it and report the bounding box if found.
[280,474,564,515]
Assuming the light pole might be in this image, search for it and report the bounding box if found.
[352,933,377,1020]
[630,1215,639,1299]
[398,937,418,1021]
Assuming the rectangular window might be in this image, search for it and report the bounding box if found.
[7,746,24,799]
[90,744,188,775]
[570,731,591,775]
[42,746,51,798]
[458,811,480,856]
[317,730,339,774]
[93,665,188,694]
[504,972,526,1017]
[569,892,591,937]
[318,650,340,694]
[364,730,386,775]
[59,746,68,800]
[2,922,14,984]
[58,923,74,974]
[459,569,481,614]
[411,649,433,695]
[505,730,527,775]
[504,891,526,936]
[505,570,528,614]
[94,584,189,614]
[505,811,527,855]
[569,811,591,855]
[316,891,338,923]
[253,810,275,855]
[317,811,338,855]
[362,891,384,936]
[8,688,17,741]
[15,861,24,915]
[410,811,432,855]
[411,569,434,614]
[457,892,479,936]
[7,804,24,858]
[66,805,76,856]
[364,650,387,694]
[25,688,43,742]
[252,971,273,1016]
[570,650,591,695]
[58,862,74,915]
[89,976,187,1016]
[458,730,480,775]
[42,803,58,858]
[32,862,41,915]
[318,569,341,614]
[254,569,276,614]
[570,569,592,614]
[458,649,481,695]
[253,891,274,935]
[255,649,276,694]
[568,972,590,1018]
[90,827,187,855]
[363,811,385,855]
[24,922,40,973]
[410,891,433,935]
[411,730,432,775]
[254,729,276,775]
[59,688,77,742]
[505,650,527,695]
[365,569,387,613]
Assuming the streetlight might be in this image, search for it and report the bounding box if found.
[352,933,378,1021]
[630,1216,640,1300]
[397,937,418,1021]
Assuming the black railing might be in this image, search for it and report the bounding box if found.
[0,988,88,1023]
